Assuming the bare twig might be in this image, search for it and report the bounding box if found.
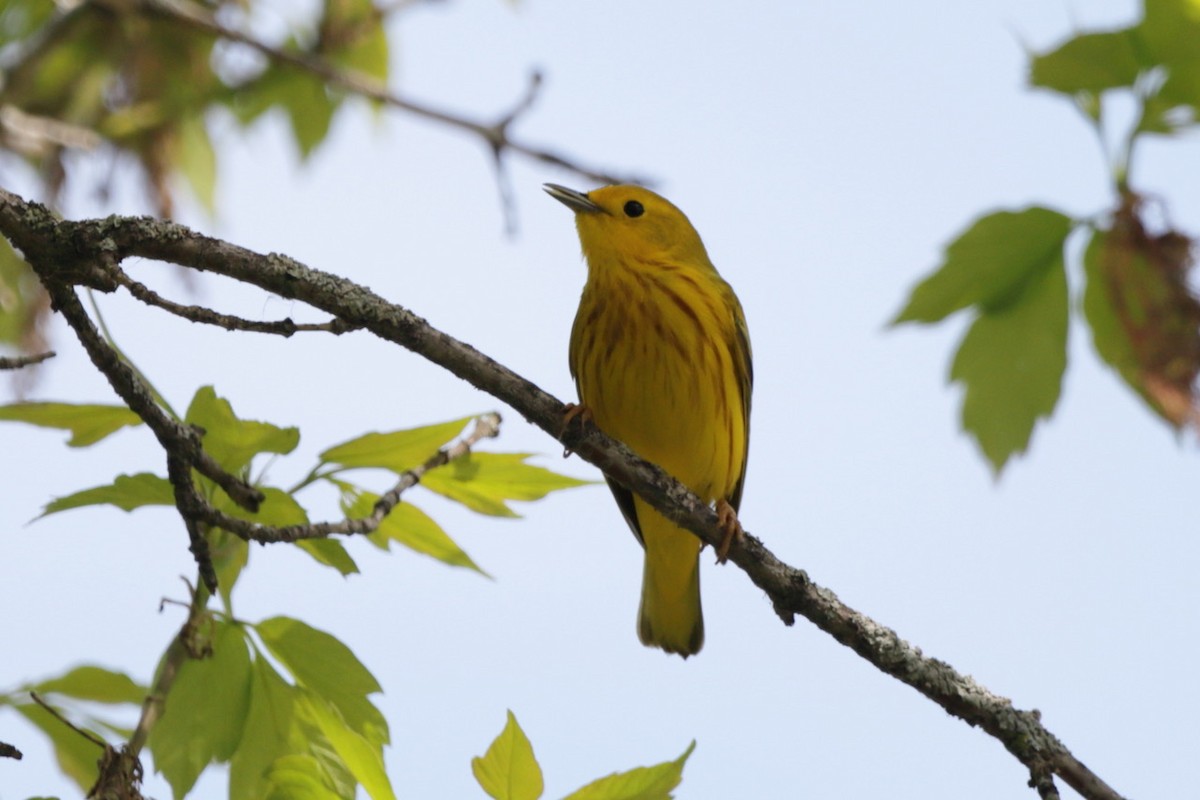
[115,270,359,336]
[0,351,55,370]
[138,0,646,188]
[489,71,543,233]
[29,692,107,749]
[0,189,1127,800]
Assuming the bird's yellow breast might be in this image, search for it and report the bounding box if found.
[569,253,747,502]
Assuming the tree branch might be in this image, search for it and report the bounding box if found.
[135,0,647,188]
[0,188,1125,800]
[42,284,263,514]
[114,270,359,336]
[0,351,54,370]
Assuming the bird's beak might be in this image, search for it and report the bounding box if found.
[543,183,607,214]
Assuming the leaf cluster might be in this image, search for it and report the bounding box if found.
[0,383,592,798]
[893,0,1200,472]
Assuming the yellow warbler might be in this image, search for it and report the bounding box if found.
[545,183,752,658]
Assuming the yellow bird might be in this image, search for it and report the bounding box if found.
[545,183,752,658]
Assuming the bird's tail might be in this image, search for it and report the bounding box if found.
[635,499,704,657]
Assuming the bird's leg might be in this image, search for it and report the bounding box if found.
[714,499,744,564]
[560,402,594,457]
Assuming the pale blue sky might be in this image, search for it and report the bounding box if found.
[3,1,1197,798]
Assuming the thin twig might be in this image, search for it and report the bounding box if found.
[0,351,55,369]
[371,412,501,514]
[29,692,107,749]
[139,0,646,188]
[489,71,543,234]
[173,412,501,544]
[0,190,1128,800]
[115,270,359,336]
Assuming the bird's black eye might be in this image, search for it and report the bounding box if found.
[623,200,645,218]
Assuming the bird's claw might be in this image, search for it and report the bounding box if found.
[561,402,593,457]
[714,499,744,564]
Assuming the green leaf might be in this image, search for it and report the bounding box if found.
[1082,228,1140,382]
[320,417,472,472]
[320,0,390,82]
[229,657,298,800]
[421,452,591,517]
[229,651,365,800]
[225,62,287,126]
[14,702,105,791]
[264,754,345,800]
[892,208,1074,324]
[301,691,395,800]
[335,22,388,82]
[563,742,696,800]
[185,386,299,474]
[33,665,145,705]
[216,484,359,578]
[0,0,57,50]
[1141,0,1200,68]
[210,530,249,613]
[1080,226,1183,423]
[218,485,308,526]
[295,538,359,576]
[472,711,543,800]
[39,473,174,518]
[147,621,252,800]
[1029,29,1145,94]
[255,617,388,747]
[1136,0,1200,122]
[2,7,119,122]
[950,252,1069,473]
[280,69,337,159]
[292,720,357,800]
[0,402,141,447]
[344,489,486,574]
[178,114,217,214]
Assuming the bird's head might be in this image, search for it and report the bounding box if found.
[544,183,712,271]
